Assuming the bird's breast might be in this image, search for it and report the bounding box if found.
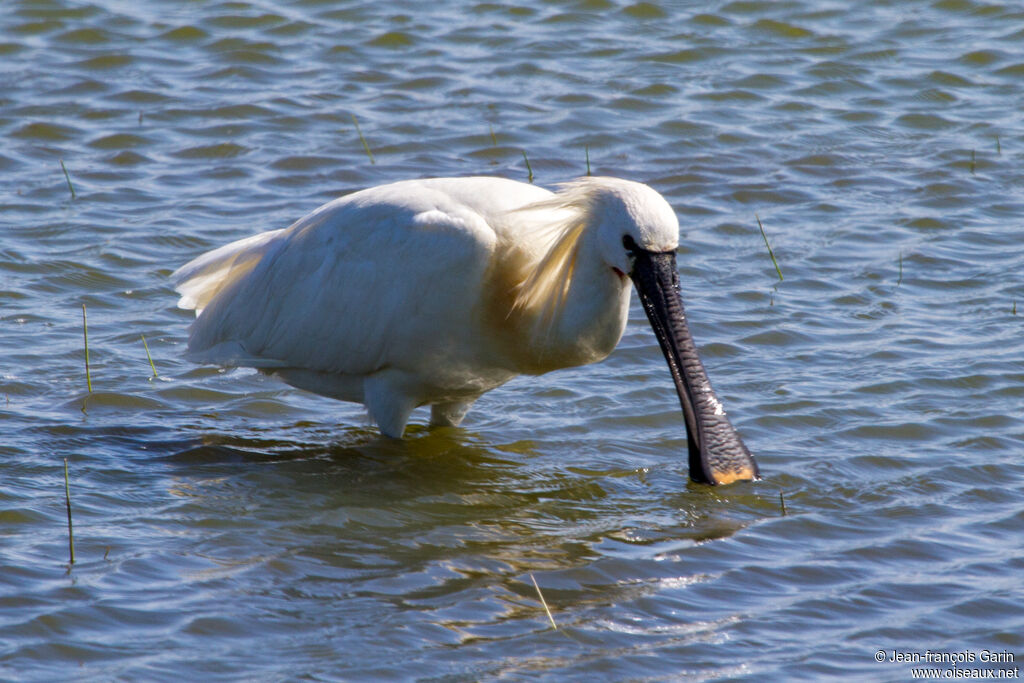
[478,255,630,376]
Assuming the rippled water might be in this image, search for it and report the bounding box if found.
[3,0,1023,679]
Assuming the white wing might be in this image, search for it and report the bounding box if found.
[175,178,549,377]
[171,228,285,315]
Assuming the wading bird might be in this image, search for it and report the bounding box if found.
[173,176,759,485]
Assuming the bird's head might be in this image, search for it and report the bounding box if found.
[583,178,680,279]
[578,177,760,486]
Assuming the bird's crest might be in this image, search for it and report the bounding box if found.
[508,179,602,331]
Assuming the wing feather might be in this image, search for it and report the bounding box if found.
[178,180,507,377]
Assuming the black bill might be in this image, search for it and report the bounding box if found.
[630,249,759,485]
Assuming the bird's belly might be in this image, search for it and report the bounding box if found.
[270,361,516,408]
[269,368,365,403]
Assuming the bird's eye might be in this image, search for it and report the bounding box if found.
[622,234,639,252]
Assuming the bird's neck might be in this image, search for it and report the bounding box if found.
[485,230,631,375]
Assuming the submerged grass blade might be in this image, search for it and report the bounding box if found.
[60,159,76,199]
[82,304,92,393]
[756,215,783,281]
[351,114,375,164]
[64,459,75,565]
[530,573,557,630]
[141,334,158,379]
[779,490,788,516]
[522,149,533,183]
[585,145,591,176]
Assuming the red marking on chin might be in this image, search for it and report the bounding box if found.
[612,267,627,280]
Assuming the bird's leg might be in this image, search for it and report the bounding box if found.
[363,371,418,438]
[430,399,475,428]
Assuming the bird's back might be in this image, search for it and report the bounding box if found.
[173,177,553,383]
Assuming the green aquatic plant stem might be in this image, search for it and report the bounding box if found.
[82,304,92,393]
[64,459,75,565]
[141,334,158,379]
[351,114,375,164]
[521,150,533,183]
[585,145,591,176]
[756,215,783,281]
[60,159,76,199]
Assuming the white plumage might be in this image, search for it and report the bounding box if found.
[173,175,759,485]
[175,177,651,433]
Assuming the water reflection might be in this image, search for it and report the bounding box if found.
[152,424,772,645]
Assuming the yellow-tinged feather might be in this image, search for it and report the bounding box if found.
[507,180,602,331]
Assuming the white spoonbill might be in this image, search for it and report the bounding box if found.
[173,176,759,485]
